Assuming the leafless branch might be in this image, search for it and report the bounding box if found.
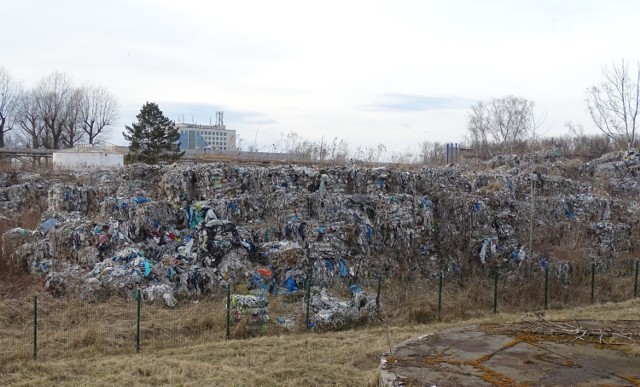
[586,59,640,150]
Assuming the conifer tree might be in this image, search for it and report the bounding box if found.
[123,102,183,163]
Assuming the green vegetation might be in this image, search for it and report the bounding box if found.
[123,102,184,164]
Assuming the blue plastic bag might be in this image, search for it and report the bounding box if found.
[338,258,347,277]
[285,277,298,292]
[143,261,151,277]
[326,260,334,271]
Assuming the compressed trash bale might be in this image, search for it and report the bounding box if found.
[1,227,37,254]
[143,284,177,307]
[119,164,166,198]
[309,288,376,330]
[590,222,632,255]
[260,241,304,267]
[3,150,640,309]
[47,220,97,264]
[130,202,179,240]
[47,184,102,215]
[232,294,269,323]
[0,178,49,214]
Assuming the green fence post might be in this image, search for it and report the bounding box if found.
[437,271,443,320]
[375,274,382,311]
[135,289,141,353]
[544,265,549,310]
[33,295,38,361]
[591,262,596,304]
[305,267,312,330]
[226,283,231,340]
[634,260,639,298]
[493,269,499,314]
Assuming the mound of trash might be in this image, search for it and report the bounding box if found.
[2,150,639,320]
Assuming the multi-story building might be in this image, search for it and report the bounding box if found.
[177,111,236,151]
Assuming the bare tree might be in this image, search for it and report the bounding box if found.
[61,87,85,148]
[586,60,640,150]
[294,139,320,160]
[15,90,45,148]
[390,148,416,164]
[279,131,300,153]
[0,67,22,148]
[467,95,541,156]
[3,131,19,148]
[79,85,118,145]
[565,120,613,157]
[6,70,118,150]
[361,143,387,162]
[376,143,386,162]
[34,72,74,149]
[418,141,445,164]
[321,137,350,161]
[330,138,349,161]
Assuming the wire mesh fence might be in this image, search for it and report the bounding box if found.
[0,258,638,362]
[139,295,227,350]
[0,298,33,362]
[38,296,136,358]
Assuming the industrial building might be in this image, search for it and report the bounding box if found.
[177,111,236,152]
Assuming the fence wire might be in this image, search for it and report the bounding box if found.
[0,259,638,362]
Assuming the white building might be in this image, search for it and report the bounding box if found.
[53,145,124,170]
[177,111,236,151]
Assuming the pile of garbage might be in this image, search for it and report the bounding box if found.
[232,294,269,323]
[309,286,377,330]
[2,150,640,323]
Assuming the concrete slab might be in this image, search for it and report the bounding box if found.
[380,320,640,386]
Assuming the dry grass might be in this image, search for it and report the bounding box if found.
[0,298,638,386]
[0,272,638,387]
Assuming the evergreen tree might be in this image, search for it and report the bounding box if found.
[123,102,184,163]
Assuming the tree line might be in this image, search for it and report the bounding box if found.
[466,59,640,158]
[0,68,117,149]
[238,59,640,164]
[2,59,636,164]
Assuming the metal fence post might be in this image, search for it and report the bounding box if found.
[33,295,38,361]
[493,269,499,314]
[544,265,549,310]
[375,274,382,311]
[634,260,639,298]
[305,267,312,330]
[591,262,596,304]
[226,283,231,340]
[135,289,141,353]
[437,271,443,320]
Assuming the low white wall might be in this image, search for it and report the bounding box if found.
[53,152,124,170]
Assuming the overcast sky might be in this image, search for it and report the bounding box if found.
[3,0,640,154]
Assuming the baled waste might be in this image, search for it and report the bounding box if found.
[2,149,639,327]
